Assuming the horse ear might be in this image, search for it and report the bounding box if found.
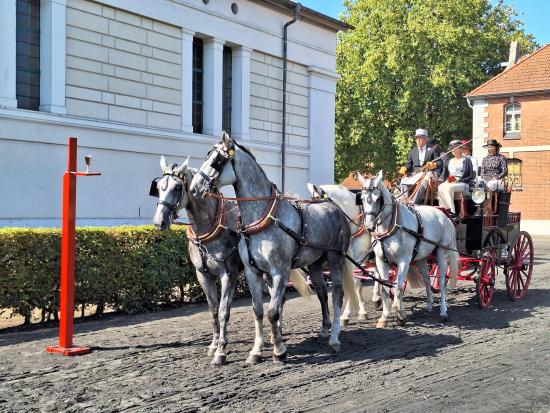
[374,170,384,187]
[357,173,369,188]
[176,156,190,174]
[160,155,169,172]
[221,131,232,149]
[306,183,317,197]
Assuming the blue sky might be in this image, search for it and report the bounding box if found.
[300,0,550,46]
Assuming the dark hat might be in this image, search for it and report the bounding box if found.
[482,139,502,148]
[428,138,437,146]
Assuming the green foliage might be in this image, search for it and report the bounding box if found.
[335,0,538,180]
[0,226,246,325]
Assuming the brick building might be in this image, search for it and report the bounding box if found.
[0,0,350,227]
[466,42,550,235]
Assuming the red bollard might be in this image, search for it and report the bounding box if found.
[46,137,100,356]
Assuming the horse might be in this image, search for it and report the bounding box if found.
[307,183,381,323]
[190,133,358,362]
[151,156,242,365]
[357,171,459,326]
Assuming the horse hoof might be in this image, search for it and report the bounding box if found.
[340,318,349,326]
[211,354,227,365]
[329,342,341,353]
[376,319,388,328]
[207,347,216,357]
[357,314,368,321]
[397,317,407,326]
[273,352,287,363]
[440,315,449,323]
[245,354,262,364]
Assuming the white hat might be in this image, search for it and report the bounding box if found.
[415,128,429,138]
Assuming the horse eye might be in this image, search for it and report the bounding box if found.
[175,184,182,190]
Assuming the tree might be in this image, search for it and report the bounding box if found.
[335,0,537,181]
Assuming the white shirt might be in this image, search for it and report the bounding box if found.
[418,145,427,165]
[448,157,465,178]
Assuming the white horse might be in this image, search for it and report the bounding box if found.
[358,171,459,325]
[307,184,381,324]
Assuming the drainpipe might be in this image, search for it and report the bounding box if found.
[281,3,301,193]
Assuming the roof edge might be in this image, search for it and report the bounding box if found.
[466,89,550,100]
[247,0,353,32]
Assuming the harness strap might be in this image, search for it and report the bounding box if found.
[237,186,280,235]
[405,205,424,261]
[187,198,227,243]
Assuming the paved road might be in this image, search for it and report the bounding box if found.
[1,236,549,412]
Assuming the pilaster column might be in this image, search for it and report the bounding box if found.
[180,28,194,133]
[307,66,339,184]
[231,46,252,140]
[0,0,18,108]
[202,38,224,137]
[40,0,67,114]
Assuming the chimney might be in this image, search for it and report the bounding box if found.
[505,41,521,71]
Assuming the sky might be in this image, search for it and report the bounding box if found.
[299,0,550,46]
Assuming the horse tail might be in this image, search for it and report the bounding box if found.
[289,269,313,298]
[342,259,359,312]
[447,238,460,290]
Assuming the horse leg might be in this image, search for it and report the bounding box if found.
[355,277,368,320]
[417,258,433,312]
[267,272,288,362]
[244,266,267,364]
[437,249,449,322]
[394,261,411,325]
[309,260,331,338]
[375,257,392,328]
[371,279,382,308]
[212,271,237,365]
[327,253,346,352]
[340,295,351,326]
[195,270,220,357]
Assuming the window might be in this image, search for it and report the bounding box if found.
[507,158,522,190]
[192,37,204,134]
[222,46,232,135]
[16,0,40,111]
[504,103,521,135]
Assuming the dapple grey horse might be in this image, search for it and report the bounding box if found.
[152,156,311,364]
[358,171,459,326]
[152,156,242,365]
[190,133,357,362]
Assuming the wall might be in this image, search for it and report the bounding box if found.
[472,94,550,234]
[65,0,182,129]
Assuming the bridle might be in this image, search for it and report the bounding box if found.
[196,142,236,194]
[150,167,188,219]
[361,179,398,239]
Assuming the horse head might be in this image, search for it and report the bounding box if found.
[151,155,191,231]
[357,170,386,231]
[190,131,236,197]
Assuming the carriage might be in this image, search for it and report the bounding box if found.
[352,180,534,309]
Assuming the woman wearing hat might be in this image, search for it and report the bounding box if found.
[437,140,474,213]
[480,139,507,191]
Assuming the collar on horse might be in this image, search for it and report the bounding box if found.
[236,185,280,235]
[187,196,228,243]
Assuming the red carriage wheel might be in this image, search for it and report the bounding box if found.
[476,254,496,308]
[505,231,534,301]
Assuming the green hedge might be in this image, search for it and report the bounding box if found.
[0,226,246,326]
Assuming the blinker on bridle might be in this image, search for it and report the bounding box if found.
[197,142,235,193]
[149,167,188,216]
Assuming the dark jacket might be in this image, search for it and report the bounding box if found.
[405,146,442,175]
[442,156,474,184]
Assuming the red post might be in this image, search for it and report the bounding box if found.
[46,137,99,356]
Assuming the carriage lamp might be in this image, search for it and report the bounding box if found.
[85,155,92,174]
[472,187,486,205]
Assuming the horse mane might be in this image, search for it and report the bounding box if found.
[232,140,270,183]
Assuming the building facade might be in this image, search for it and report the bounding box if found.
[466,43,550,235]
[0,0,349,226]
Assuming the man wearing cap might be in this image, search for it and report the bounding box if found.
[481,139,507,190]
[399,128,441,204]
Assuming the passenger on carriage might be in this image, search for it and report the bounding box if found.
[437,140,475,214]
[399,128,441,204]
[460,139,478,179]
[480,139,508,190]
